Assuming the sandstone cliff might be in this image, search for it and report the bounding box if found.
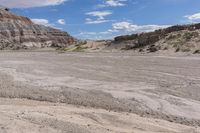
[0,8,75,49]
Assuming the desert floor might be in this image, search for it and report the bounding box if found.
[0,51,200,133]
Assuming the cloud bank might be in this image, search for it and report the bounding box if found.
[85,11,112,24]
[185,12,200,23]
[86,11,112,20]
[78,21,170,39]
[111,21,170,33]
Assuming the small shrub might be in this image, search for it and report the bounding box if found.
[75,41,87,47]
[148,46,158,52]
[167,34,177,40]
[181,48,190,52]
[175,48,180,52]
[172,38,185,47]
[183,32,199,41]
[139,49,144,52]
[193,50,200,54]
[123,44,135,50]
[163,47,168,50]
[72,45,88,52]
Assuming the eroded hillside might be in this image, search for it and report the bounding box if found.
[106,23,200,53]
[0,8,75,49]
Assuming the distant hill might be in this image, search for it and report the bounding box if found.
[105,23,200,54]
[0,8,75,50]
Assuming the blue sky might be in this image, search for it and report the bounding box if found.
[2,0,200,39]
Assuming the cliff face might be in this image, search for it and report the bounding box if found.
[0,8,75,49]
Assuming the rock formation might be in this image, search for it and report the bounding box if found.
[0,8,75,49]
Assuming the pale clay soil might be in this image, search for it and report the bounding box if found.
[0,51,200,133]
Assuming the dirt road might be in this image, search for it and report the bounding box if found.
[0,51,200,132]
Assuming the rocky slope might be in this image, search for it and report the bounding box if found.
[0,8,75,49]
[106,23,200,53]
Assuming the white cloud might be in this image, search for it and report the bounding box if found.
[86,11,112,20]
[185,12,200,22]
[97,0,127,8]
[31,19,50,26]
[79,32,97,35]
[112,21,135,31]
[85,18,110,24]
[57,19,65,25]
[105,0,127,7]
[111,21,170,33]
[85,11,112,25]
[0,0,67,8]
[78,21,170,39]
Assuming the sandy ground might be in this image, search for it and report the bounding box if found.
[0,51,200,132]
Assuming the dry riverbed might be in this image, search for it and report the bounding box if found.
[0,51,200,133]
